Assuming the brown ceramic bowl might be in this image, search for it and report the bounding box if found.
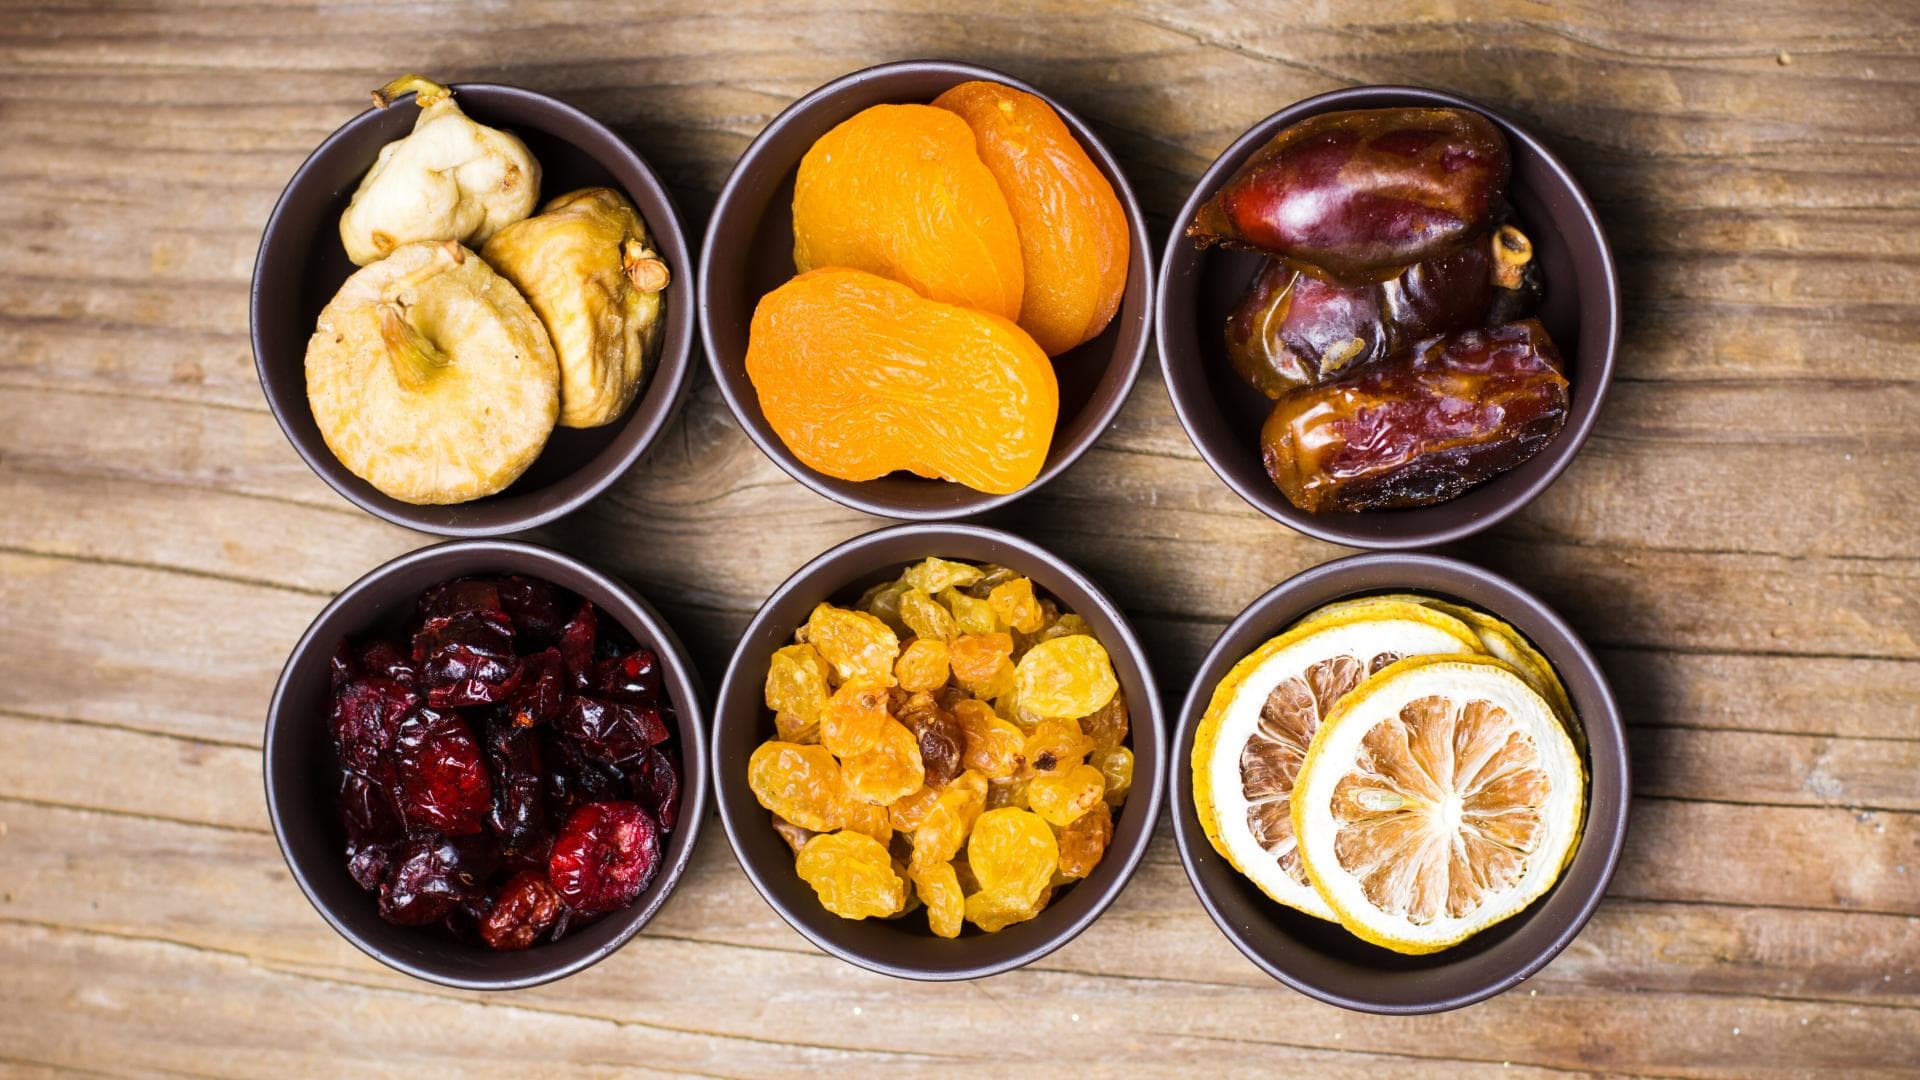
[1158,86,1619,549]
[263,540,708,990]
[712,523,1164,979]
[251,83,696,536]
[1171,552,1628,1012]
[698,60,1154,520]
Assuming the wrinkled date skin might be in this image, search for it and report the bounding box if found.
[1260,319,1569,512]
[1227,240,1507,397]
[1189,107,1510,284]
[326,573,682,950]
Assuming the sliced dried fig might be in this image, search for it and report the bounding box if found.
[481,187,669,428]
[305,240,559,504]
[339,75,541,266]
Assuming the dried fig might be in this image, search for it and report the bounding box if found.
[481,188,669,429]
[339,75,541,266]
[305,240,559,504]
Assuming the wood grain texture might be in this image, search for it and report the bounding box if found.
[3,0,1918,1075]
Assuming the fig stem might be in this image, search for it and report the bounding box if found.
[380,304,451,391]
[372,74,453,110]
[622,241,670,293]
[1492,225,1533,290]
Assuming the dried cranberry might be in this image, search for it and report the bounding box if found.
[428,658,523,709]
[416,609,516,694]
[340,771,402,892]
[557,602,598,688]
[494,575,568,646]
[632,745,682,831]
[357,639,418,688]
[416,578,504,623]
[557,696,669,765]
[541,728,628,818]
[548,801,660,916]
[482,714,545,850]
[479,871,564,951]
[503,648,567,727]
[393,709,493,835]
[330,675,415,776]
[594,648,661,704]
[379,835,492,925]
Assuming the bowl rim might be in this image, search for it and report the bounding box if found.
[696,57,1156,521]
[262,538,709,990]
[250,80,698,538]
[1154,83,1621,549]
[1169,551,1630,1012]
[709,521,1167,979]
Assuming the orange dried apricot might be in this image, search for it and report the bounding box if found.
[932,81,1129,356]
[745,268,1057,495]
[792,104,1024,320]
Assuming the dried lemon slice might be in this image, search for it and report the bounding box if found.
[1292,654,1585,954]
[1192,607,1482,921]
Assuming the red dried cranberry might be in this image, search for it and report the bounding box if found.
[482,714,545,850]
[557,602,598,688]
[479,871,564,950]
[416,578,504,623]
[379,835,491,925]
[557,696,669,765]
[393,709,493,835]
[494,575,569,646]
[548,801,660,916]
[357,639,419,688]
[503,648,567,726]
[541,727,627,818]
[428,658,523,709]
[594,648,661,704]
[416,609,516,686]
[330,675,415,776]
[633,745,682,831]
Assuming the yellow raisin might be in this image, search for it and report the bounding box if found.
[821,676,893,758]
[1037,612,1092,643]
[774,709,819,745]
[963,883,1052,932]
[1027,762,1105,826]
[948,632,1014,684]
[893,637,951,692]
[806,603,900,685]
[856,579,911,637]
[939,586,1001,635]
[967,807,1057,901]
[747,742,844,832]
[1079,689,1129,749]
[900,588,959,642]
[986,776,1031,810]
[910,770,987,870]
[841,717,925,805]
[1055,801,1113,879]
[953,699,1026,780]
[988,577,1046,634]
[828,796,892,844]
[795,831,906,919]
[911,861,966,939]
[902,557,984,595]
[1090,744,1133,804]
[765,643,832,725]
[1023,717,1094,776]
[1014,634,1117,720]
[888,783,941,832]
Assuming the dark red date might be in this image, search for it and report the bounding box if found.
[1190,107,1510,284]
[1259,319,1569,512]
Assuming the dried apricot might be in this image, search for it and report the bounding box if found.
[805,603,900,685]
[1028,763,1105,826]
[967,807,1058,901]
[1055,801,1113,879]
[795,831,906,919]
[746,269,1057,495]
[821,676,893,759]
[793,104,1024,320]
[840,717,925,805]
[893,637,950,693]
[932,81,1129,356]
[747,741,843,832]
[911,861,966,939]
[1014,634,1118,720]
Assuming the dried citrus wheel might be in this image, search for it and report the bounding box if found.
[1191,606,1481,921]
[1292,655,1585,954]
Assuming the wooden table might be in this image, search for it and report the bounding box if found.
[4,2,1917,1075]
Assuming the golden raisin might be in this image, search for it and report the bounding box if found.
[940,587,1001,635]
[893,637,950,693]
[911,861,966,939]
[1055,801,1113,879]
[821,676,893,758]
[986,776,1031,810]
[840,717,925,805]
[1027,762,1105,827]
[828,796,892,844]
[967,807,1058,902]
[953,699,1026,780]
[1037,612,1092,643]
[774,709,819,745]
[805,603,901,685]
[902,556,985,596]
[964,884,1049,932]
[910,771,988,871]
[948,632,1014,684]
[1014,634,1118,720]
[1022,717,1094,776]
[1090,744,1133,804]
[987,577,1047,635]
[899,588,959,642]
[765,643,832,724]
[888,783,941,832]
[795,831,907,920]
[748,742,844,832]
[1079,689,1129,749]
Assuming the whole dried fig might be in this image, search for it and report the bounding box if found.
[339,75,541,266]
[305,240,559,504]
[481,188,669,428]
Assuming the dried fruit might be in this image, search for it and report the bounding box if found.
[482,187,669,428]
[898,690,965,788]
[940,587,1000,635]
[821,677,894,759]
[765,643,832,728]
[987,577,1047,635]
[1055,801,1113,880]
[1027,763,1105,827]
[1260,319,1570,512]
[746,268,1057,495]
[1021,718,1094,779]
[792,104,1024,320]
[911,861,967,939]
[899,589,959,642]
[379,834,489,926]
[964,883,1049,932]
[394,708,494,836]
[1187,107,1510,284]
[1091,745,1134,805]
[1080,690,1129,750]
[805,603,901,685]
[931,81,1129,355]
[548,801,661,917]
[967,807,1058,902]
[828,797,893,845]
[1015,635,1118,721]
[911,771,989,871]
[954,699,1026,780]
[305,239,558,504]
[949,632,1015,685]
[893,637,951,694]
[479,871,563,950]
[340,75,540,265]
[840,718,925,805]
[771,813,816,855]
[901,557,984,595]
[887,784,942,833]
[748,741,844,832]
[795,831,908,919]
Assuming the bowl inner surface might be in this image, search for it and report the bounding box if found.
[1172,554,1626,1012]
[714,525,1163,978]
[1160,86,1615,548]
[701,61,1152,518]
[253,85,693,534]
[266,543,706,989]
